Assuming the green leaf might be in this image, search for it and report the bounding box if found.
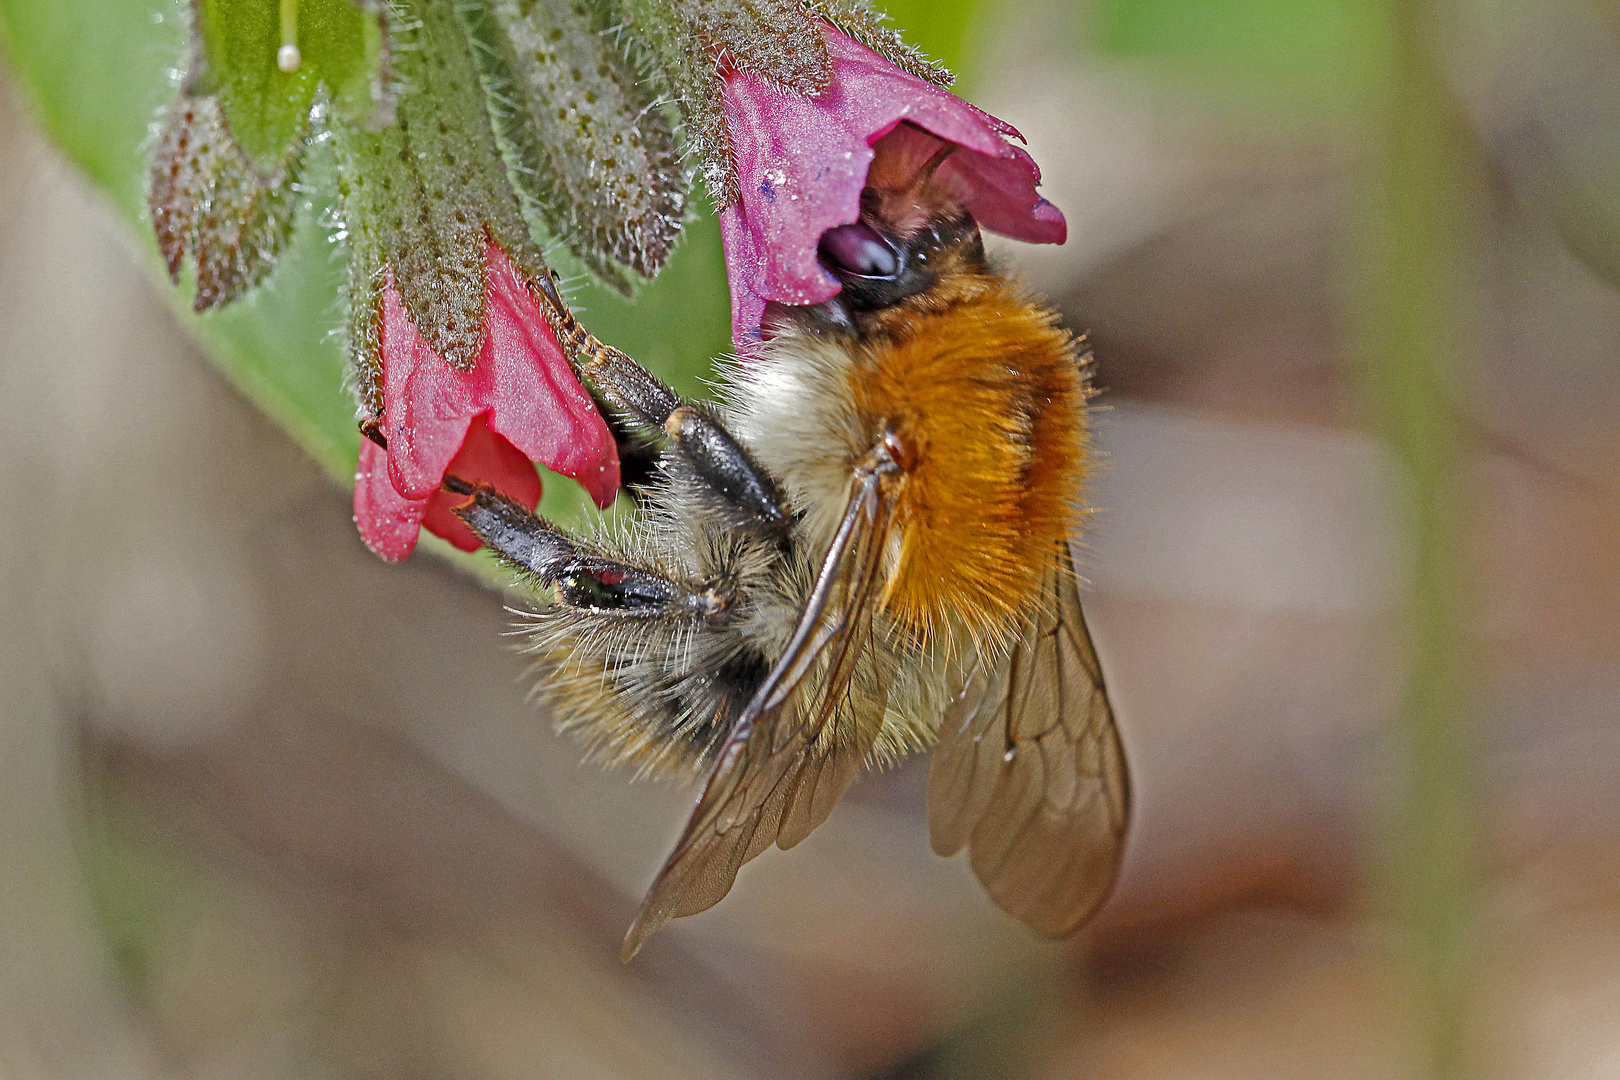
[874,0,981,76]
[0,0,182,219]
[194,0,386,169]
[0,0,730,540]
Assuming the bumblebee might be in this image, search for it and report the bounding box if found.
[447,134,1130,959]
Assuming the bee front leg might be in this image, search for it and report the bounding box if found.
[441,476,580,575]
[534,275,789,534]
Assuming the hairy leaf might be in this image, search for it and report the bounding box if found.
[464,0,686,288]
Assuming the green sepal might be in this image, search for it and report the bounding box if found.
[617,0,838,206]
[806,0,952,87]
[149,92,302,311]
[614,0,948,207]
[333,0,546,386]
[674,0,833,95]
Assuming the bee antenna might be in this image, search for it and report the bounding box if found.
[441,473,476,496]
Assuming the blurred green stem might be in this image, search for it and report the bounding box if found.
[1360,2,1478,1078]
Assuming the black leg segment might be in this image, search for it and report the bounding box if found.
[449,481,715,617]
[532,272,790,532]
[664,406,788,530]
[446,478,578,579]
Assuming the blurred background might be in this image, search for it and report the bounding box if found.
[2,0,1620,1077]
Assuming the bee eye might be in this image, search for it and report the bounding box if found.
[818,222,899,279]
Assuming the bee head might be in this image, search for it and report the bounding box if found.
[820,206,981,303]
[771,208,986,338]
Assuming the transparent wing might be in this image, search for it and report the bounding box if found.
[927,545,1130,938]
[622,470,895,959]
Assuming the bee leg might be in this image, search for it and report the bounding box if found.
[447,478,712,616]
[660,404,789,531]
[588,349,788,531]
[444,476,577,576]
[598,410,662,504]
[535,274,789,532]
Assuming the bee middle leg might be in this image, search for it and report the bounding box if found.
[535,275,789,533]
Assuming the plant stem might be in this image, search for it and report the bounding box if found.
[1360,3,1479,1078]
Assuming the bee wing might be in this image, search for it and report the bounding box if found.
[622,471,894,960]
[927,545,1130,937]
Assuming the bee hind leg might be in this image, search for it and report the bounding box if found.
[447,478,713,616]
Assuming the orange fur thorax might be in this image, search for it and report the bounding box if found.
[848,273,1089,646]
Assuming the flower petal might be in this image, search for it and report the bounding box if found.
[480,243,620,509]
[379,271,479,501]
[356,418,550,559]
[719,55,873,331]
[717,208,773,351]
[866,122,1067,246]
[378,243,620,509]
[354,437,430,562]
[422,415,546,552]
[718,24,1067,345]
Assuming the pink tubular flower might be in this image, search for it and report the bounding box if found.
[354,241,620,561]
[717,25,1068,346]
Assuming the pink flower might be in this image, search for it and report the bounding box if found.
[354,241,620,561]
[717,25,1067,345]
